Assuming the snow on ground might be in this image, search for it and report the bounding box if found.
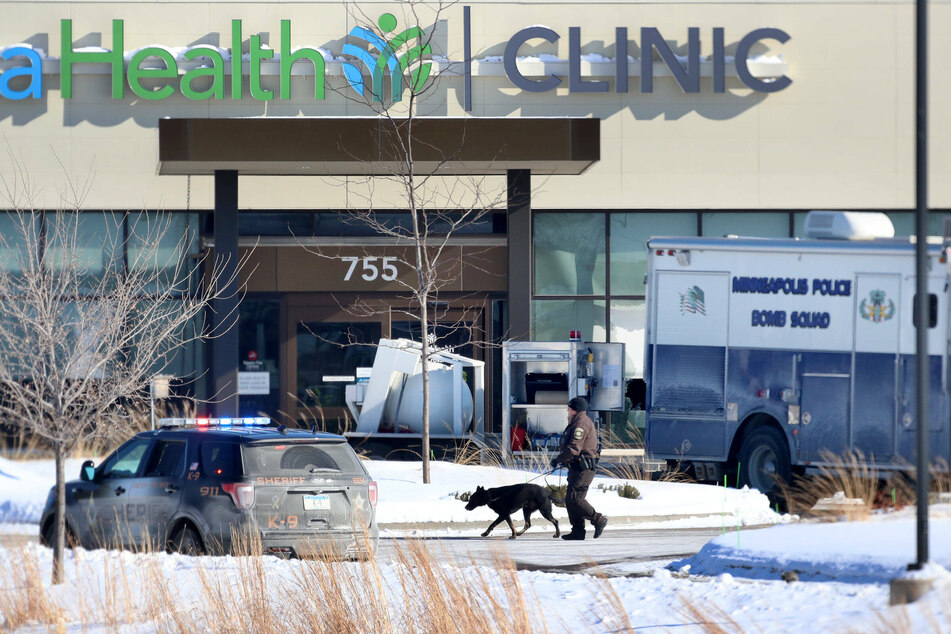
[676,509,951,583]
[366,459,781,530]
[0,455,781,529]
[2,456,951,631]
[0,457,88,524]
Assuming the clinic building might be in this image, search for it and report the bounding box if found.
[1,0,949,440]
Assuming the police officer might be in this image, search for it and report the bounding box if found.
[550,396,607,540]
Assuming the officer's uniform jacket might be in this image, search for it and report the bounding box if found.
[554,410,598,468]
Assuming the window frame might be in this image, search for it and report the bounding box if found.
[99,437,153,479]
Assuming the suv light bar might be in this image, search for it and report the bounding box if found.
[159,417,271,428]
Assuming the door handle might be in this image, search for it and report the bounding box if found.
[114,486,125,496]
[165,485,179,494]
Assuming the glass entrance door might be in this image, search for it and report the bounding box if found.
[295,320,381,434]
[282,298,491,434]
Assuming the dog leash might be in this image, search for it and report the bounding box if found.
[525,467,556,484]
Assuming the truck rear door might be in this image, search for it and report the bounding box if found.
[896,275,949,465]
[851,273,901,462]
[648,270,730,458]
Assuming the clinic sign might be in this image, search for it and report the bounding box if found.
[0,16,791,102]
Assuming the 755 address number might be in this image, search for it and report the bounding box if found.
[341,256,399,282]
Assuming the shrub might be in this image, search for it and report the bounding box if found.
[596,482,640,499]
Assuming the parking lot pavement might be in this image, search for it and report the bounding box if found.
[377,527,729,576]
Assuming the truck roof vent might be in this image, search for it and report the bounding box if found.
[804,211,895,240]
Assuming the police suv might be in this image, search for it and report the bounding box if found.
[39,418,378,559]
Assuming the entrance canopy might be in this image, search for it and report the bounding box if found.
[157,116,599,418]
[157,117,600,176]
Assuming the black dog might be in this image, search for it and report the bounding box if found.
[465,484,561,539]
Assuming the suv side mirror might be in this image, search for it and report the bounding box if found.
[80,460,96,482]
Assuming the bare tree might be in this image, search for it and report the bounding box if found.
[0,160,237,583]
[305,1,507,483]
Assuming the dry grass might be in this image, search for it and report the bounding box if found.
[886,457,951,509]
[599,460,645,481]
[0,531,555,633]
[855,582,951,634]
[679,594,748,634]
[4,532,950,633]
[781,450,880,519]
[586,568,635,633]
[450,436,486,466]
[0,540,59,631]
[780,451,951,519]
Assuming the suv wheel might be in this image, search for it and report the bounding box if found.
[169,525,203,556]
[41,521,77,549]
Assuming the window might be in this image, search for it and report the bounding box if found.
[392,320,474,359]
[239,297,281,418]
[610,213,696,296]
[702,212,788,238]
[610,300,646,377]
[143,440,186,477]
[242,443,362,474]
[296,321,381,409]
[531,210,799,378]
[201,442,240,477]
[45,213,124,294]
[0,213,38,277]
[533,213,606,295]
[239,213,312,237]
[100,438,151,478]
[531,299,606,342]
[793,211,946,238]
[127,213,201,294]
[913,293,938,329]
[885,213,945,238]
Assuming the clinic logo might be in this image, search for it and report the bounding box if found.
[679,286,706,316]
[860,289,895,323]
[342,13,433,103]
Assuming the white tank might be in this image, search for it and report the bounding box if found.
[804,211,895,240]
[384,369,474,435]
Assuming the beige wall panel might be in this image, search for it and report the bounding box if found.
[929,3,951,206]
[621,172,761,208]
[1,0,950,210]
[760,173,900,209]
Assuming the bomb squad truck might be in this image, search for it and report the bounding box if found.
[643,211,951,497]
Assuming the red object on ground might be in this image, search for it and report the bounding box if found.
[511,425,527,451]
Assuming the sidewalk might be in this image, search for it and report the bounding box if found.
[377,511,728,532]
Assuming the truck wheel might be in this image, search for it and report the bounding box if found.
[169,525,203,556]
[738,427,791,498]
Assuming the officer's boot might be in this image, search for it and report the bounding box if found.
[561,528,585,541]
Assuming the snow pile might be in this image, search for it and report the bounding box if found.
[674,516,951,583]
[0,456,781,530]
[365,460,779,528]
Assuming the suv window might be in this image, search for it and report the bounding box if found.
[201,442,240,477]
[242,442,362,475]
[100,438,151,479]
[143,440,186,477]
